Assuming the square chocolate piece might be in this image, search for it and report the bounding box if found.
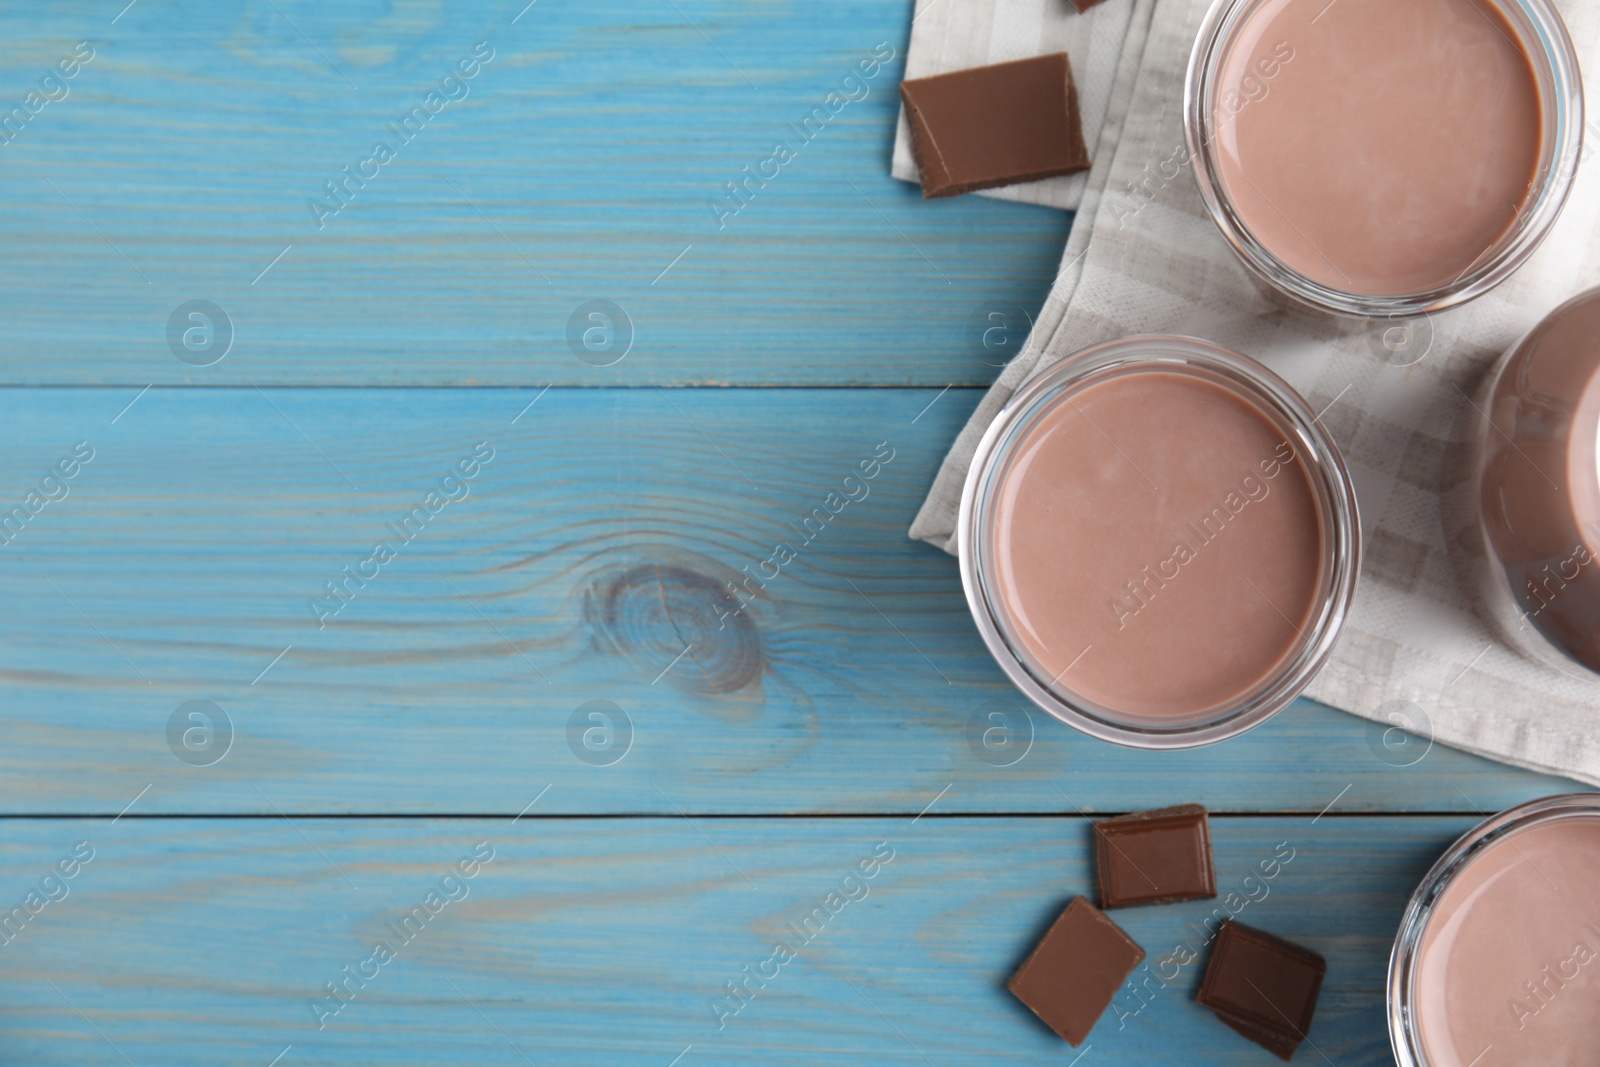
[1094,804,1217,908]
[1197,921,1326,1061]
[900,53,1089,199]
[1008,896,1145,1046]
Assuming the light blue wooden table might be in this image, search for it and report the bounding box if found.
[0,2,1584,1064]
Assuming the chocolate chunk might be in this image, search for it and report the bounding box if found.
[900,53,1089,199]
[1070,0,1108,9]
[1094,804,1218,908]
[1008,896,1145,1046]
[1197,921,1326,1061]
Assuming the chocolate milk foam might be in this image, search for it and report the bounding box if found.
[1416,818,1600,1066]
[1214,0,1543,295]
[990,371,1324,720]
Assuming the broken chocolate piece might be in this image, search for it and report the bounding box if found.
[1197,920,1326,1061]
[1094,804,1218,908]
[1070,0,1109,10]
[900,53,1089,199]
[1008,895,1145,1046]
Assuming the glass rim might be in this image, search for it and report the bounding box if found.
[957,334,1361,749]
[1387,793,1600,1067]
[1183,0,1585,318]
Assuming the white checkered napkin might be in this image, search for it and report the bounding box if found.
[890,0,1145,210]
[912,0,1600,783]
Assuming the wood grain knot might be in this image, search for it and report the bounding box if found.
[592,563,762,695]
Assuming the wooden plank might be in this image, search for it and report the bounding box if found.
[0,814,1472,1066]
[0,385,1575,814]
[0,0,1066,387]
